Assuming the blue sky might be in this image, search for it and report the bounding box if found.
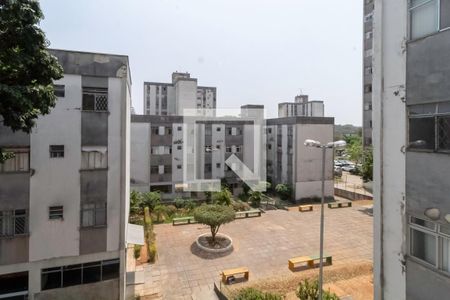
[40,0,363,125]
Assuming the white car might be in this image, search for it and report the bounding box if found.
[342,164,356,172]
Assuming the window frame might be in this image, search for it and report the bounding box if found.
[0,148,30,173]
[82,87,108,112]
[49,206,64,220]
[408,102,450,153]
[49,145,65,158]
[0,209,28,238]
[80,203,107,228]
[408,0,450,41]
[408,215,450,274]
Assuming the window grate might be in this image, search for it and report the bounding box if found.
[50,145,64,158]
[438,116,450,150]
[49,206,64,220]
[0,210,28,237]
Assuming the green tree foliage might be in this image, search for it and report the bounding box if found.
[275,183,291,200]
[212,187,233,206]
[142,191,161,211]
[296,279,340,300]
[234,288,282,300]
[344,135,363,164]
[248,191,270,208]
[362,147,373,182]
[130,190,144,215]
[152,204,167,223]
[0,0,63,161]
[193,204,235,243]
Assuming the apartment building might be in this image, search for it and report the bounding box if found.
[130,109,261,198]
[143,72,216,116]
[0,49,131,300]
[373,1,450,299]
[363,0,374,147]
[266,116,334,202]
[278,95,325,118]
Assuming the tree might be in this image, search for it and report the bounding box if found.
[193,204,235,244]
[362,147,373,182]
[212,187,233,206]
[152,204,167,223]
[0,0,63,161]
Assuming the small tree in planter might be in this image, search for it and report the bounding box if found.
[193,204,235,244]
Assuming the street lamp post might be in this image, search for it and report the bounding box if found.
[304,139,346,299]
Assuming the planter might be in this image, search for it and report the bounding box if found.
[195,233,233,253]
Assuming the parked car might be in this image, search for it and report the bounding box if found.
[334,166,343,177]
[341,164,356,172]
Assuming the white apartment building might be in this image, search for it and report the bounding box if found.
[373,1,450,299]
[0,49,131,300]
[278,95,325,118]
[143,72,216,116]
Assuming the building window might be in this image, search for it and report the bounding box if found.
[409,216,450,272]
[164,165,172,174]
[177,126,182,131]
[177,145,182,150]
[408,102,450,152]
[49,206,63,220]
[41,259,119,291]
[81,203,106,227]
[364,49,373,58]
[150,166,159,174]
[177,165,182,170]
[215,145,221,150]
[0,210,28,237]
[82,87,108,112]
[267,144,272,150]
[205,164,212,172]
[235,146,241,153]
[216,163,221,168]
[226,146,232,153]
[409,0,439,39]
[151,126,159,135]
[0,148,29,172]
[54,84,65,97]
[81,148,108,169]
[216,127,221,132]
[0,271,28,297]
[50,145,64,158]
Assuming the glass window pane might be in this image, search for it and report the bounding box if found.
[441,0,450,29]
[438,102,450,113]
[62,265,82,287]
[82,94,95,111]
[411,0,439,39]
[409,117,435,149]
[411,229,436,265]
[82,208,94,227]
[0,272,28,295]
[443,238,450,272]
[411,216,436,230]
[41,270,62,290]
[102,259,120,280]
[82,265,101,284]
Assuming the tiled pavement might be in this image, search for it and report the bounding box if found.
[138,204,373,299]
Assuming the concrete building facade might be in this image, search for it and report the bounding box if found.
[143,72,216,116]
[373,0,450,299]
[0,50,131,300]
[363,0,375,147]
[266,117,334,202]
[278,95,325,118]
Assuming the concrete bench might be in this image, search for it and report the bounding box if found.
[299,205,313,212]
[172,216,197,226]
[288,254,332,271]
[328,201,352,209]
[235,209,261,219]
[221,267,249,284]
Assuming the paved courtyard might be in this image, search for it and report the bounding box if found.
[139,204,373,299]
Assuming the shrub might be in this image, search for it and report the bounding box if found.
[130,190,144,215]
[296,279,339,300]
[152,204,167,223]
[174,197,185,209]
[134,244,141,259]
[142,191,161,211]
[232,199,251,212]
[234,288,282,300]
[144,207,157,263]
[183,199,197,211]
[165,205,177,217]
[212,188,233,206]
[275,184,291,200]
[193,204,235,243]
[148,242,157,263]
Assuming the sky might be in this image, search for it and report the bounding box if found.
[40,0,363,125]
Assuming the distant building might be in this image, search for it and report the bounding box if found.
[278,95,324,118]
[0,49,131,300]
[373,1,450,299]
[266,116,334,202]
[362,0,374,147]
[143,72,216,116]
